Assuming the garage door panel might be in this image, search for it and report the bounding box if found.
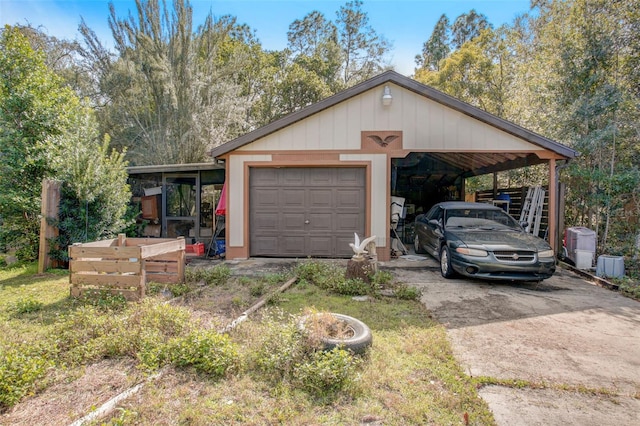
[281,168,306,186]
[337,168,362,185]
[308,236,334,256]
[253,212,279,229]
[335,236,356,257]
[281,213,305,230]
[250,167,365,257]
[308,212,332,230]
[309,189,333,207]
[252,168,279,186]
[334,213,362,231]
[252,236,279,254]
[253,188,279,207]
[336,189,364,208]
[306,168,333,186]
[281,188,306,207]
[280,236,307,255]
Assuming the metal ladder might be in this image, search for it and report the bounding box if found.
[520,186,545,235]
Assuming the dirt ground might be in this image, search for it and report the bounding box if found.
[388,256,640,426]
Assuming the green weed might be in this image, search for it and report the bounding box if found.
[12,297,44,314]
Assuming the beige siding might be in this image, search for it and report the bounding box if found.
[229,155,271,247]
[239,83,544,153]
[341,153,387,247]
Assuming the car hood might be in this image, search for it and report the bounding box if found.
[446,229,550,251]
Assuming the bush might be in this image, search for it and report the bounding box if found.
[295,260,375,296]
[251,310,363,402]
[249,282,266,297]
[293,348,361,400]
[393,283,421,300]
[12,297,44,314]
[371,270,393,287]
[0,347,52,411]
[186,264,231,286]
[252,312,305,383]
[331,278,374,296]
[76,290,127,311]
[168,282,191,297]
[168,329,238,378]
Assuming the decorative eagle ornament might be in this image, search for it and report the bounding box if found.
[349,233,377,259]
[367,134,399,148]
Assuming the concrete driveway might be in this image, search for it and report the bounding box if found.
[387,258,640,425]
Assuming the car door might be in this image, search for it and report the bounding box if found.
[423,206,444,256]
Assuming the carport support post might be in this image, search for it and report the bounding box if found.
[548,159,557,253]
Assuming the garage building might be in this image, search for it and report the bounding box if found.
[209,71,578,261]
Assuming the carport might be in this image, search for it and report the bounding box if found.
[209,71,578,261]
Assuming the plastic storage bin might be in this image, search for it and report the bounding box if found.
[596,255,625,278]
[186,243,205,256]
[565,227,596,269]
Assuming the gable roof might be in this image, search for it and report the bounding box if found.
[209,70,578,162]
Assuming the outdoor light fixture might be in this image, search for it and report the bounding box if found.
[382,85,393,106]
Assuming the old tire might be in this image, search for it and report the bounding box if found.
[299,313,373,355]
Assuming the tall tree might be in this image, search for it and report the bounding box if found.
[287,10,342,92]
[0,25,78,259]
[80,0,256,165]
[451,9,491,49]
[335,0,391,86]
[0,25,131,260]
[416,14,450,71]
[416,27,513,118]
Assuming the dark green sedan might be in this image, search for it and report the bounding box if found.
[414,202,556,281]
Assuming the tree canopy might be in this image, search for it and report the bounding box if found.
[2,0,640,258]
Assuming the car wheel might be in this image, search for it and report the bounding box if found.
[440,245,455,278]
[414,234,426,254]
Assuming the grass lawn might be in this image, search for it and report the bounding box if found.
[0,261,496,425]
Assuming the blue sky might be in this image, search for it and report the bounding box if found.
[1,0,533,74]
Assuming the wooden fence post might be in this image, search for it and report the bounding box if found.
[38,179,61,273]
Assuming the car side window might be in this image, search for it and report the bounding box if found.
[426,206,443,223]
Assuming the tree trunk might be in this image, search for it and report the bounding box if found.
[346,257,373,283]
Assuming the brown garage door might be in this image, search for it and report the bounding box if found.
[249,167,366,257]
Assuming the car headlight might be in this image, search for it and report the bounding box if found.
[538,249,554,259]
[456,247,488,257]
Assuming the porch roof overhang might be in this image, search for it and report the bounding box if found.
[127,162,224,175]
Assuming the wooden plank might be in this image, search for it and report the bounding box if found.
[140,239,185,259]
[74,239,119,248]
[38,179,61,273]
[146,252,180,262]
[177,249,185,283]
[71,260,142,274]
[71,274,142,288]
[144,262,178,273]
[145,273,180,284]
[69,246,141,259]
[124,238,179,246]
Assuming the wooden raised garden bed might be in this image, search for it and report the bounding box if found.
[69,234,185,301]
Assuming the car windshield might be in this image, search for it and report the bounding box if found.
[444,208,521,231]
